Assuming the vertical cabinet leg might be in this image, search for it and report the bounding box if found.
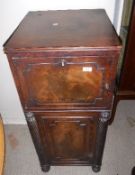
[41,165,50,172]
[92,112,110,173]
[25,112,50,172]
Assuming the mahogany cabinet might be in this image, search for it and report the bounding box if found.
[3,9,121,172]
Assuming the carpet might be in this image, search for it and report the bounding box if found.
[4,101,135,175]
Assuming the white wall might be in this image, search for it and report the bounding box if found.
[113,0,124,34]
[0,0,123,124]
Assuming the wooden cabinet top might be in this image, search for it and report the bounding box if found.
[4,9,121,52]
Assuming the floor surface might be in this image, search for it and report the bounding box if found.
[4,101,135,175]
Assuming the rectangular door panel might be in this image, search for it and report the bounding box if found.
[12,56,115,110]
[35,112,99,164]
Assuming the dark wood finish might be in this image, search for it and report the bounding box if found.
[35,112,98,164]
[119,2,135,91]
[12,56,117,110]
[111,1,135,123]
[92,112,110,172]
[4,9,121,51]
[132,166,135,175]
[25,112,50,171]
[3,10,121,173]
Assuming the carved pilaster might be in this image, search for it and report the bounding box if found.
[100,112,110,122]
[26,112,35,122]
[25,112,50,172]
[92,112,110,172]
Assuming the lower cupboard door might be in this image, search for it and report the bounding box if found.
[36,116,98,164]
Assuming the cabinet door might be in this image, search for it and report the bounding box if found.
[12,56,115,110]
[35,113,98,164]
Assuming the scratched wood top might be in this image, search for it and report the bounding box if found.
[4,9,121,51]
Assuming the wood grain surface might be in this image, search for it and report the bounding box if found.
[4,9,121,51]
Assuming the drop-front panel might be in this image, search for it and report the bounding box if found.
[12,56,116,110]
[4,9,121,173]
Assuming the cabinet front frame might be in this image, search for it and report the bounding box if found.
[34,112,99,165]
[10,55,117,110]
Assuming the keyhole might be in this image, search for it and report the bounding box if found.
[61,59,65,67]
[105,83,109,90]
